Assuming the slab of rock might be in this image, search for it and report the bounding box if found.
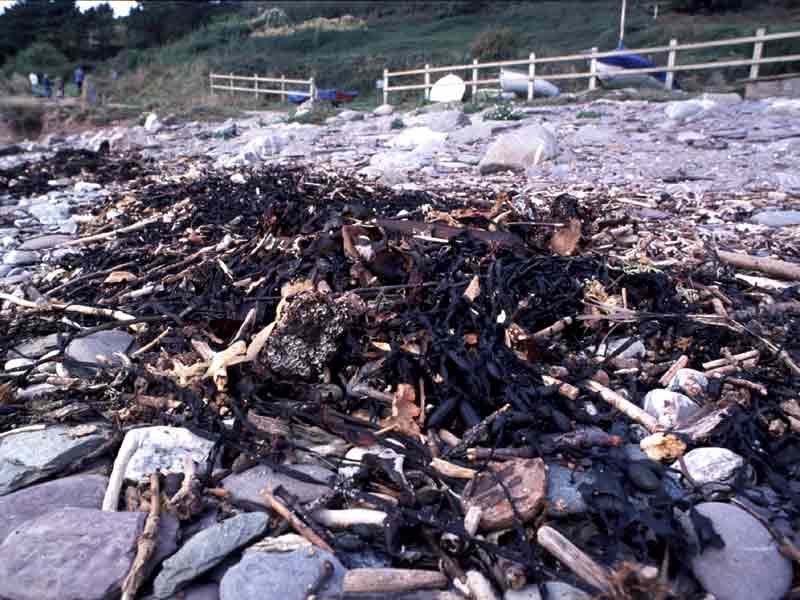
[65,329,134,367]
[220,547,345,600]
[478,124,558,175]
[540,582,590,600]
[2,250,39,266]
[17,234,73,251]
[687,502,792,600]
[751,210,800,227]
[222,463,331,508]
[664,99,716,121]
[0,507,144,600]
[178,583,220,600]
[448,123,493,145]
[115,426,216,484]
[0,424,109,496]
[573,125,616,146]
[680,447,747,486]
[643,389,700,429]
[27,202,70,225]
[0,474,107,543]
[153,512,269,598]
[462,458,547,531]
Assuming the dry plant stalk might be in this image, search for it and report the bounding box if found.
[343,568,449,594]
[537,525,611,593]
[121,474,160,600]
[583,380,660,433]
[261,489,333,553]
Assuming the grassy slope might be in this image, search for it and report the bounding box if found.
[99,2,800,115]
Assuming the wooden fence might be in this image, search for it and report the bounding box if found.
[382,28,800,104]
[209,72,315,101]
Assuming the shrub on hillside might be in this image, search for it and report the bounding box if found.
[11,42,69,77]
[470,27,520,61]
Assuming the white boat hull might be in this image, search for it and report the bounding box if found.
[595,62,665,90]
[500,69,560,98]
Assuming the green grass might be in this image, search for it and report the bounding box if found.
[576,110,604,119]
[101,2,800,116]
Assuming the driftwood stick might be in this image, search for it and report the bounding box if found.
[582,380,660,433]
[60,215,161,247]
[312,509,387,529]
[537,525,611,592]
[710,374,768,396]
[443,404,510,458]
[121,474,160,600]
[465,570,500,600]
[429,457,476,479]
[532,317,574,341]
[542,375,580,401]
[702,350,760,370]
[717,250,800,281]
[0,424,46,440]
[262,489,334,553]
[0,293,138,324]
[343,569,448,594]
[658,354,689,386]
[131,328,171,357]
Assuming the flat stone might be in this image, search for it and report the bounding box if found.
[448,123,493,145]
[573,125,616,146]
[2,250,39,266]
[0,424,109,496]
[545,464,593,517]
[222,463,332,508]
[26,202,70,225]
[479,124,558,174]
[505,585,542,600]
[664,99,716,121]
[751,210,800,227]
[8,333,61,359]
[388,126,447,150]
[666,368,708,400]
[687,502,792,600]
[178,583,220,600]
[680,447,746,486]
[643,389,700,429]
[540,582,590,600]
[220,547,345,600]
[0,474,107,543]
[65,329,134,367]
[0,507,144,600]
[17,234,73,251]
[153,512,270,598]
[4,358,34,372]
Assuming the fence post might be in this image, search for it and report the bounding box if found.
[588,47,598,92]
[750,27,766,80]
[229,72,234,96]
[309,77,316,101]
[281,75,286,103]
[472,59,478,100]
[209,73,214,95]
[527,52,536,101]
[424,63,431,101]
[254,74,259,96]
[383,68,389,105]
[665,38,677,90]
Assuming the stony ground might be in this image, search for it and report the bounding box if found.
[1,91,799,600]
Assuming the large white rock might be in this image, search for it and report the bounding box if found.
[478,124,558,174]
[373,104,395,116]
[429,74,466,103]
[680,447,746,486]
[387,126,447,150]
[664,99,716,121]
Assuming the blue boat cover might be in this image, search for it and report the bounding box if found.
[597,41,668,84]
[288,89,360,104]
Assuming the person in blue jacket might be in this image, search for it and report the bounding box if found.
[74,66,85,93]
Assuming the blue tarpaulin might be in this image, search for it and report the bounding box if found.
[288,89,360,104]
[597,41,668,84]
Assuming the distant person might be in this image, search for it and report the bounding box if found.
[43,74,52,98]
[74,66,85,92]
[56,77,64,98]
[29,72,38,94]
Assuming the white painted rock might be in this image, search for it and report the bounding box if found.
[373,104,394,116]
[429,74,466,103]
[680,447,747,486]
[643,389,700,429]
[144,113,161,132]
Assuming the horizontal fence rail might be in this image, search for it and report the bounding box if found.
[382,27,800,104]
[209,72,315,101]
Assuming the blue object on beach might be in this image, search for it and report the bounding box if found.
[287,89,360,104]
[597,41,669,84]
